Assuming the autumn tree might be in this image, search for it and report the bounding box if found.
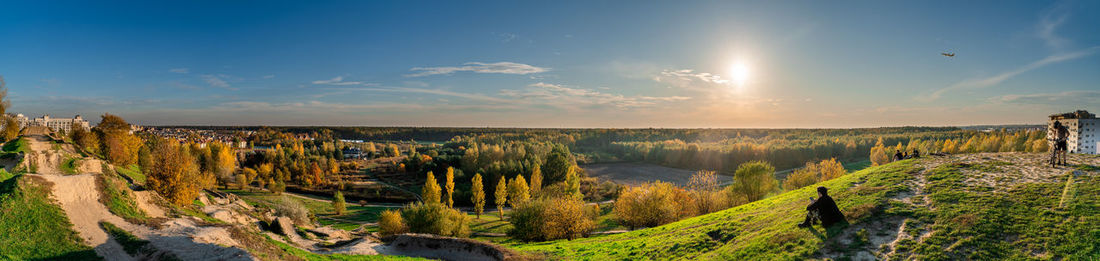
[422,171,441,204]
[240,168,257,190]
[869,137,890,166]
[210,142,237,188]
[495,177,508,220]
[509,175,530,208]
[146,139,209,206]
[529,165,543,197]
[471,173,485,218]
[332,191,347,215]
[1,116,17,142]
[97,114,141,166]
[726,161,778,204]
[444,167,455,208]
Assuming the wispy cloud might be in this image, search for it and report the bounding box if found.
[262,74,275,79]
[921,46,1100,101]
[363,86,511,103]
[169,68,189,74]
[992,90,1100,104]
[501,82,691,109]
[1037,2,1072,50]
[200,74,235,90]
[311,76,374,86]
[405,62,549,77]
[657,69,730,85]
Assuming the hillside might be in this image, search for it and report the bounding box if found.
[516,153,1100,260]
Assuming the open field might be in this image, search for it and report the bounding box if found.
[581,162,731,186]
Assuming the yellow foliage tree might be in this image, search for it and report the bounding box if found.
[471,173,485,218]
[444,167,455,208]
[495,177,508,220]
[509,175,530,208]
[422,171,441,204]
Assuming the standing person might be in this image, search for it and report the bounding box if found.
[1052,121,1069,166]
[798,187,846,228]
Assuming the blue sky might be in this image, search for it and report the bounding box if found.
[1,1,1098,127]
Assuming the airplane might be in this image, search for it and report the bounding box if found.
[941,52,955,57]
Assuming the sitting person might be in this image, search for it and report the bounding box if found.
[893,150,903,161]
[798,186,846,228]
[912,149,920,158]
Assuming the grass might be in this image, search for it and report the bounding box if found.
[96,171,149,223]
[514,156,1100,260]
[115,164,146,185]
[514,161,924,260]
[60,157,81,174]
[226,189,398,231]
[2,137,29,154]
[0,175,100,260]
[842,159,873,172]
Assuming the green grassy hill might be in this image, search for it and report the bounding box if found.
[0,174,99,260]
[516,153,1100,260]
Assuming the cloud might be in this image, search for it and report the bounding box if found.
[501,82,691,109]
[405,62,549,77]
[362,86,511,103]
[921,46,1100,101]
[992,90,1100,104]
[657,69,730,85]
[311,76,374,86]
[1037,2,1072,50]
[169,68,189,74]
[200,74,232,89]
[262,75,275,79]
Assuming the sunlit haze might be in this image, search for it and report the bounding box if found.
[1,1,1098,127]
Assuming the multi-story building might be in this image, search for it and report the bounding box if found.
[1048,110,1099,154]
[14,114,92,133]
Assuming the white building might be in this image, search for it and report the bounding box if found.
[14,114,91,133]
[1048,110,1099,154]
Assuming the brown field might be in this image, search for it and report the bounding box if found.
[581,162,732,186]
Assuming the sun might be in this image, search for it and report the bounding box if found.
[729,62,750,87]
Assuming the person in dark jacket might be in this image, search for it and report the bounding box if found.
[798,186,846,228]
[893,150,903,161]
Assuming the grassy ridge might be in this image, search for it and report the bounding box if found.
[515,161,920,260]
[515,157,1100,260]
[0,175,100,260]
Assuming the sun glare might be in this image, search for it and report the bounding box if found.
[730,62,749,87]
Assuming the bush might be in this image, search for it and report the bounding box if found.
[401,203,470,237]
[509,197,596,241]
[783,168,819,190]
[614,181,697,229]
[332,191,346,215]
[378,209,407,236]
[726,161,778,205]
[272,196,312,226]
[687,171,730,214]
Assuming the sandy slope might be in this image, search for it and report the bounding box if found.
[24,134,253,260]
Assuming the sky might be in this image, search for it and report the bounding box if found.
[1,1,1098,128]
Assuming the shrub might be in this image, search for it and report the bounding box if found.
[401,203,470,237]
[783,168,819,190]
[614,181,697,229]
[509,197,596,241]
[272,196,311,226]
[332,191,346,215]
[687,171,730,214]
[378,209,407,236]
[726,161,778,205]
